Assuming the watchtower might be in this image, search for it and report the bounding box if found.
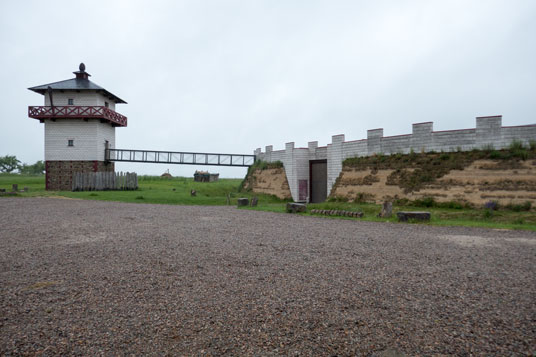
[28,63,127,190]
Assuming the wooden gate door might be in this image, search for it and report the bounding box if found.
[310,160,327,203]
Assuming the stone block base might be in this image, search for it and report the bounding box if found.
[397,211,431,222]
[286,202,306,213]
[45,161,114,191]
[237,198,249,207]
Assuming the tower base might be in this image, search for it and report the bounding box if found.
[45,161,114,191]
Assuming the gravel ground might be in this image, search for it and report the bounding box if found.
[0,198,535,356]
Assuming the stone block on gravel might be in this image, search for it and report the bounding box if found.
[286,202,306,213]
[397,211,431,222]
[237,198,249,207]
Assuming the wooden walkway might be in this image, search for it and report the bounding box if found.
[106,148,255,167]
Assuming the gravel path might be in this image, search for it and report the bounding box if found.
[1,198,535,356]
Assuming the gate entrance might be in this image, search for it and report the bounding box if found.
[310,160,327,203]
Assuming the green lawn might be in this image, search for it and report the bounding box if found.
[0,174,283,206]
[1,173,535,231]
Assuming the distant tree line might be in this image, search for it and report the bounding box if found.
[0,155,45,175]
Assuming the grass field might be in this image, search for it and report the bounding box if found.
[0,173,283,206]
[1,173,535,231]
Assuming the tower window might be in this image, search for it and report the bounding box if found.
[68,98,74,105]
[104,101,109,108]
[68,139,74,147]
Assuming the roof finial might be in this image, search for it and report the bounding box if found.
[74,63,90,79]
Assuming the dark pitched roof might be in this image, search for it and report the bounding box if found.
[28,78,127,104]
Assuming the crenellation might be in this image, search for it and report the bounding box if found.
[366,129,383,155]
[257,116,536,201]
[411,122,433,152]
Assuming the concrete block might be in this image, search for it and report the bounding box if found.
[237,198,249,207]
[286,202,306,213]
[397,211,431,222]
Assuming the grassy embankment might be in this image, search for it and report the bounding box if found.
[1,173,535,231]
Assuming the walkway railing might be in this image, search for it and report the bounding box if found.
[106,148,256,167]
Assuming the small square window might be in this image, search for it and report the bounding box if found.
[68,140,74,147]
[104,101,109,108]
[68,98,74,105]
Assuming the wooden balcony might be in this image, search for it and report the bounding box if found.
[28,106,127,127]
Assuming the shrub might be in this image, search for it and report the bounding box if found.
[489,150,502,159]
[248,160,283,171]
[513,218,524,225]
[328,195,349,203]
[512,150,528,160]
[439,153,450,161]
[413,196,436,208]
[509,140,524,151]
[484,200,499,211]
[507,140,529,160]
[439,201,463,209]
[354,192,374,203]
[394,198,410,206]
[505,201,532,212]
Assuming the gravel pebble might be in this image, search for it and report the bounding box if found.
[0,198,535,355]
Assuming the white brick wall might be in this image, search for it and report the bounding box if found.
[256,116,536,201]
[327,135,344,195]
[97,121,116,159]
[44,91,116,111]
[281,143,308,201]
[44,119,115,161]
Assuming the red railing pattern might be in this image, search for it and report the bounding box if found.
[28,106,127,127]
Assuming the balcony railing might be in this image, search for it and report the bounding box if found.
[28,106,127,127]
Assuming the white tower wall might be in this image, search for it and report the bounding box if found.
[44,91,116,110]
[44,119,115,161]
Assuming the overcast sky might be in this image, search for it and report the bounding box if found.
[1,0,535,177]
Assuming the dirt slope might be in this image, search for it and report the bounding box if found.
[242,167,292,200]
[332,158,536,206]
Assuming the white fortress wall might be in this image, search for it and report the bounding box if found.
[254,116,536,201]
[326,135,344,197]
